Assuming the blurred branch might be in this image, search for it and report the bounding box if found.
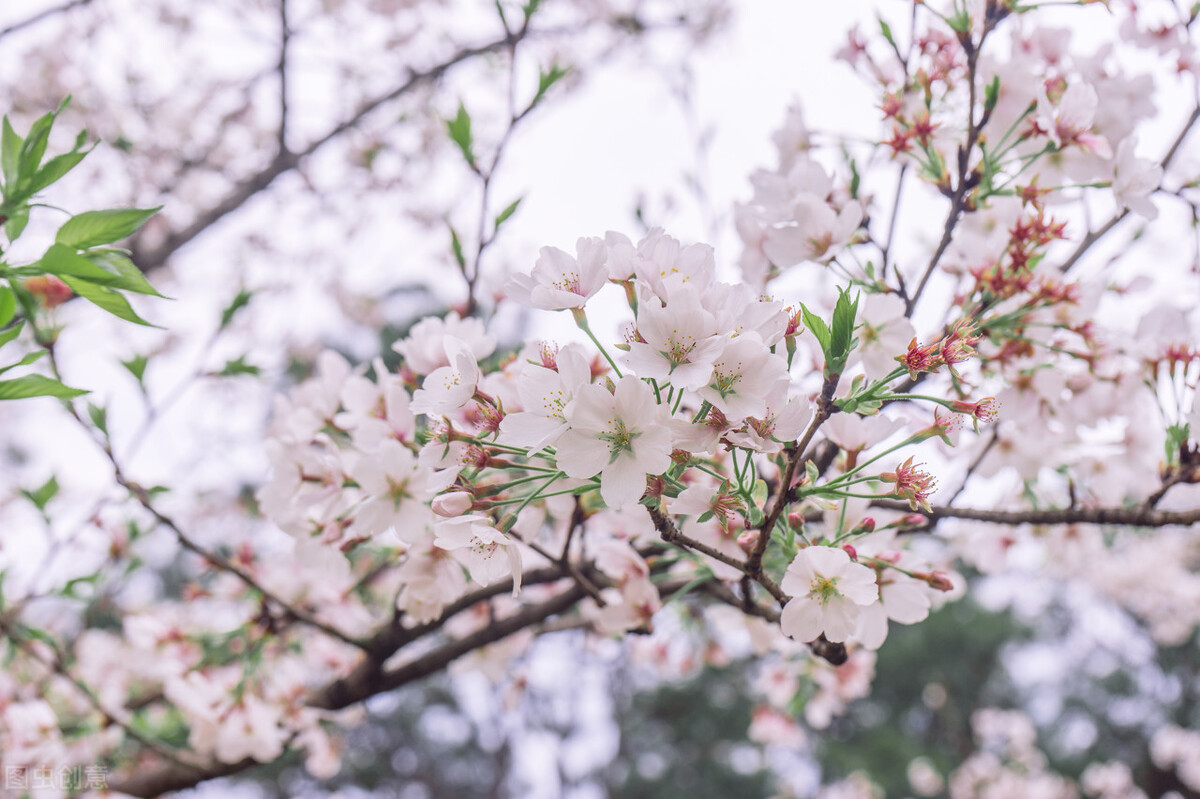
[874,500,1200,527]
[0,0,92,40]
[1057,103,1200,275]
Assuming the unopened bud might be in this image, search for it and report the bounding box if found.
[787,512,805,530]
[924,571,955,592]
[852,517,875,534]
[902,513,927,527]
[737,529,760,553]
[433,491,474,517]
[842,544,858,561]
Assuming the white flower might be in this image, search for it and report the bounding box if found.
[624,284,726,390]
[779,546,878,643]
[555,376,673,509]
[697,333,789,421]
[433,514,523,595]
[393,312,496,375]
[344,438,436,543]
[410,336,481,417]
[1112,136,1162,220]
[506,237,609,310]
[498,343,593,453]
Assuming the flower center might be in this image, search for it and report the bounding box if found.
[808,575,842,605]
[598,417,637,457]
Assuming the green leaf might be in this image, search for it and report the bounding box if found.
[799,303,831,353]
[121,353,149,383]
[83,250,166,296]
[1,117,20,190]
[0,374,87,400]
[532,64,570,107]
[805,460,820,486]
[0,287,14,327]
[984,75,1001,114]
[19,109,57,183]
[449,224,466,270]
[220,288,254,329]
[0,350,46,375]
[28,150,88,195]
[444,103,475,168]
[21,475,58,512]
[218,356,261,377]
[522,0,542,20]
[0,321,25,349]
[88,401,108,434]
[4,206,29,241]
[59,275,156,326]
[38,243,124,283]
[878,15,895,47]
[494,197,522,231]
[848,157,861,200]
[55,207,160,250]
[751,478,768,508]
[829,288,860,366]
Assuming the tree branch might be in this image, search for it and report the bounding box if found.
[874,500,1200,527]
[0,0,92,40]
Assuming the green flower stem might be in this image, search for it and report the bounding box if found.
[572,308,623,378]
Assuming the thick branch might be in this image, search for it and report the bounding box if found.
[108,581,587,797]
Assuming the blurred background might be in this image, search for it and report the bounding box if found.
[0,1,1197,797]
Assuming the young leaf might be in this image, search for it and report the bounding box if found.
[21,475,59,512]
[0,374,87,400]
[878,15,895,47]
[0,321,26,349]
[19,109,57,182]
[4,207,29,241]
[449,224,466,270]
[59,276,156,326]
[0,287,14,327]
[121,354,149,384]
[799,303,831,353]
[532,64,570,107]
[984,75,1001,114]
[55,207,160,250]
[0,350,47,375]
[220,288,254,330]
[444,103,475,169]
[87,401,108,434]
[84,250,166,297]
[28,150,89,195]
[829,288,860,366]
[494,197,522,231]
[1,117,20,190]
[218,356,261,377]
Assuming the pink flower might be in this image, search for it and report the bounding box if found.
[555,377,673,509]
[1112,136,1162,220]
[433,514,523,595]
[506,237,609,310]
[779,546,878,643]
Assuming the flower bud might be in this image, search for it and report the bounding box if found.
[842,544,858,561]
[925,571,955,592]
[737,529,760,553]
[433,491,474,517]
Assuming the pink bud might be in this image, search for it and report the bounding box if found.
[737,529,760,553]
[925,571,955,592]
[842,544,858,561]
[432,491,474,517]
